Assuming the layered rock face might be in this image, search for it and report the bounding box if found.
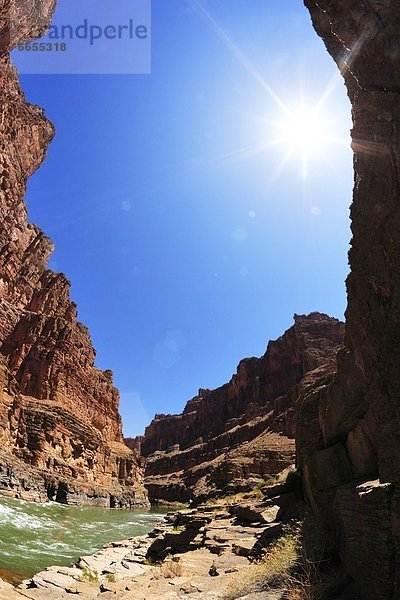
[297,2,400,598]
[142,313,344,503]
[0,1,147,507]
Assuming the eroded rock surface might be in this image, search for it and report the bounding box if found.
[3,479,302,600]
[296,2,400,598]
[0,1,147,507]
[142,313,344,503]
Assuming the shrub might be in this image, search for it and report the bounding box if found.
[80,568,99,583]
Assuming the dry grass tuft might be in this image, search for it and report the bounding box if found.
[224,532,298,599]
[154,555,184,579]
[224,523,339,600]
[286,560,347,600]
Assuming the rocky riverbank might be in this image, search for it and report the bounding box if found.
[0,470,302,600]
[0,469,357,600]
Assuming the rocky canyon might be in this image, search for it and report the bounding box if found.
[138,2,400,597]
[0,1,148,508]
[140,313,344,504]
[1,0,400,598]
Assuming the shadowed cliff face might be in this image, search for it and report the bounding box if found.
[0,1,148,507]
[297,2,400,598]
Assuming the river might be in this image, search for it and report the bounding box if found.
[0,495,166,584]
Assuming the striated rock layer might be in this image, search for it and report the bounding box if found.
[296,2,400,598]
[0,1,148,507]
[142,313,344,503]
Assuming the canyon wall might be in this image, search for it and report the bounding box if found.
[296,2,400,598]
[0,1,148,507]
[142,313,344,504]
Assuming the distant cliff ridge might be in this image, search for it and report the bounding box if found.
[141,312,344,504]
[0,1,148,507]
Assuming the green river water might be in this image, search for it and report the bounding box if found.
[0,495,167,584]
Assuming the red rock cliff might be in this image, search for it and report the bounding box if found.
[0,0,148,507]
[142,313,344,503]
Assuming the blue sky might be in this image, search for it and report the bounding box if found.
[17,0,353,436]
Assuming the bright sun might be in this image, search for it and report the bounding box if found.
[268,102,336,178]
[281,108,329,154]
[190,2,346,179]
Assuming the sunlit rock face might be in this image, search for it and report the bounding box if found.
[0,0,56,51]
[297,2,400,597]
[0,0,148,507]
[142,313,344,505]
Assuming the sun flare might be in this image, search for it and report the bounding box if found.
[280,107,330,154]
[266,101,337,178]
[192,1,348,178]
